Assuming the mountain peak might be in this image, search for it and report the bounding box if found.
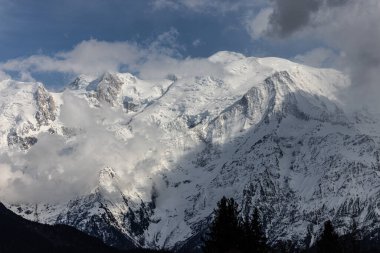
[98,71,121,83]
[67,75,93,90]
[99,166,116,180]
[208,51,246,64]
[96,167,121,194]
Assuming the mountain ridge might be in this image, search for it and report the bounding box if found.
[0,201,121,253]
[2,51,379,251]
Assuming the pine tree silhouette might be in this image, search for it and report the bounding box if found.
[203,197,270,253]
[316,220,342,253]
[343,219,361,253]
[250,208,268,253]
[202,197,242,253]
[241,208,268,253]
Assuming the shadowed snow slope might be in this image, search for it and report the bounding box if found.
[3,51,380,251]
[0,202,120,253]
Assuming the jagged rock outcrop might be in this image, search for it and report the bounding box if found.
[35,85,56,126]
[94,72,124,107]
[7,131,38,150]
[0,81,58,151]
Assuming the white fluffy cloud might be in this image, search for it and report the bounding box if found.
[0,28,182,80]
[138,56,224,80]
[245,8,272,40]
[0,163,25,201]
[0,70,10,81]
[0,91,171,203]
[1,40,143,77]
[0,40,227,203]
[0,27,228,85]
[293,48,340,68]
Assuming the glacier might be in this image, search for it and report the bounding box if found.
[1,51,380,251]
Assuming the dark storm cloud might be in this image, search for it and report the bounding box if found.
[268,0,350,37]
[279,0,380,111]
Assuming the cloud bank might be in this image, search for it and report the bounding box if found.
[0,28,227,86]
[0,91,172,203]
[266,0,349,38]
[247,0,380,111]
[0,31,226,203]
[0,28,182,81]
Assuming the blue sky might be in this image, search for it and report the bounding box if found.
[0,0,379,90]
[0,0,277,59]
[0,0,322,60]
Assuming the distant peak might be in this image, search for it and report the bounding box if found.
[99,71,119,81]
[95,167,122,195]
[34,83,47,95]
[99,166,116,180]
[67,75,93,90]
[208,51,246,64]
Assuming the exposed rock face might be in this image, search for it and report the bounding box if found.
[68,75,92,90]
[7,131,38,150]
[123,98,140,113]
[4,52,380,252]
[95,72,124,107]
[0,81,58,151]
[56,192,136,250]
[35,85,56,126]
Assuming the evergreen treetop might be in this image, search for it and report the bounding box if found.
[203,197,269,253]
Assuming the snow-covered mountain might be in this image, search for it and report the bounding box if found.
[1,51,380,251]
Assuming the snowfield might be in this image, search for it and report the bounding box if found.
[1,51,379,251]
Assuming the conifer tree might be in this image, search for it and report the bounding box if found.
[202,196,242,253]
[343,219,361,253]
[316,220,342,253]
[241,208,268,253]
[241,211,252,252]
[250,208,268,253]
[203,197,271,253]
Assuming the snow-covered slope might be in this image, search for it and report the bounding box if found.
[2,51,380,251]
[0,80,60,152]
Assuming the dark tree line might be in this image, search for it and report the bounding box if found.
[202,197,369,253]
[202,196,268,253]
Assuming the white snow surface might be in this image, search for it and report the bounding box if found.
[2,52,380,250]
